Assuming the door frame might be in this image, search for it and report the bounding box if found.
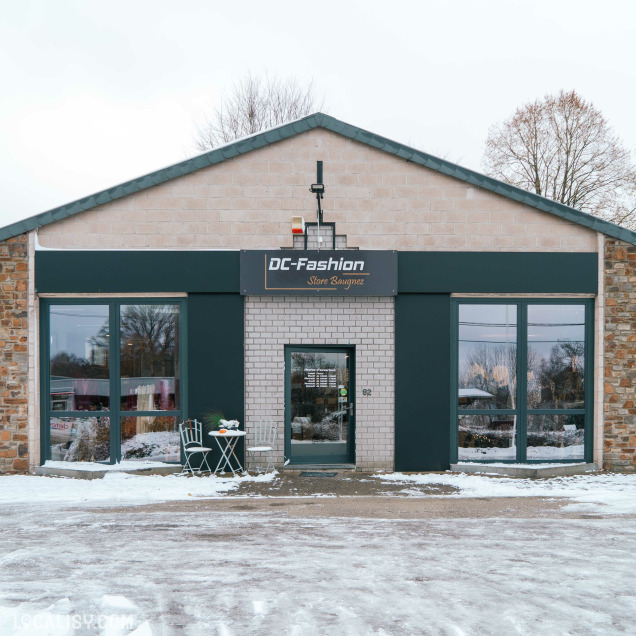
[284,344,356,465]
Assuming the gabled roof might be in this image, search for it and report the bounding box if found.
[2,112,636,244]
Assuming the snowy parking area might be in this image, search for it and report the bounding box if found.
[373,471,636,516]
[2,470,636,515]
[0,471,635,635]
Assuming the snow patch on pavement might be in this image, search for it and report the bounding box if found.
[374,472,636,514]
[0,471,277,507]
[1,470,635,515]
[1,509,635,635]
[41,460,172,472]
[101,596,137,611]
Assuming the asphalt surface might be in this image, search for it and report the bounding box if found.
[100,470,598,520]
[4,472,632,635]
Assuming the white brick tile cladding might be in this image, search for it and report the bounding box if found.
[291,231,349,250]
[244,295,395,470]
[37,129,597,252]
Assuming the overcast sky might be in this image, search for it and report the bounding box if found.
[2,0,635,228]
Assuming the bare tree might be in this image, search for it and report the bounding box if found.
[194,72,322,151]
[460,343,518,410]
[483,90,636,229]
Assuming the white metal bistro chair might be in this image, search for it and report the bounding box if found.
[179,419,213,475]
[246,418,277,473]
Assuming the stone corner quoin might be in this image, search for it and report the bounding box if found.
[0,234,29,474]
[603,239,636,473]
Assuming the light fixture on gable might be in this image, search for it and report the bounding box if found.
[291,216,305,234]
[309,161,325,250]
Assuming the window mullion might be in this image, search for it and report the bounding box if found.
[110,301,120,464]
[517,301,527,462]
[584,301,594,463]
[450,300,459,463]
[41,301,51,462]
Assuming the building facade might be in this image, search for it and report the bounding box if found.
[1,113,635,473]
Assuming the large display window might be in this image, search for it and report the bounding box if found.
[42,300,185,464]
[453,299,593,463]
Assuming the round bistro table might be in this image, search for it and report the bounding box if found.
[208,430,247,476]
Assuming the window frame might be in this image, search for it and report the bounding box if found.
[40,297,187,465]
[451,298,594,463]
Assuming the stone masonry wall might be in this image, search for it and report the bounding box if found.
[0,235,29,473]
[604,239,636,472]
[244,296,394,470]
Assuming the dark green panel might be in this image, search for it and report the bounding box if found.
[35,251,240,293]
[398,252,597,294]
[187,293,244,467]
[36,250,597,295]
[395,294,451,471]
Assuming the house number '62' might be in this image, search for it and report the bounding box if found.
[362,389,372,396]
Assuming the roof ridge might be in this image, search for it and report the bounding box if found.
[1,112,635,245]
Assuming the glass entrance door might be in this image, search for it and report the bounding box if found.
[285,347,355,465]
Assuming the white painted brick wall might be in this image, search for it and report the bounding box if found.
[244,295,395,470]
[289,230,350,250]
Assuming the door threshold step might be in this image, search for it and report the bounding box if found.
[35,462,183,480]
[449,462,598,478]
[284,464,356,471]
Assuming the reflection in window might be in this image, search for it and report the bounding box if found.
[120,416,180,462]
[527,414,584,460]
[527,305,585,409]
[49,416,110,462]
[458,304,517,410]
[120,305,180,411]
[456,301,589,463]
[458,414,516,460]
[290,351,350,444]
[49,305,110,411]
[46,301,183,464]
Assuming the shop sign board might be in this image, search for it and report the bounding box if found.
[240,250,397,296]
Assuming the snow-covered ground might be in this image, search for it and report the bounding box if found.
[0,471,277,507]
[458,444,584,460]
[373,472,636,515]
[1,470,635,515]
[1,471,635,635]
